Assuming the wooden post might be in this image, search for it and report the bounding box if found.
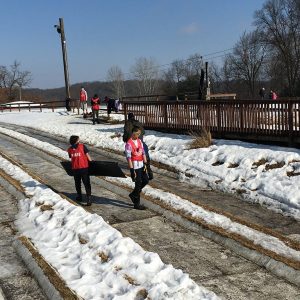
[217,102,221,133]
[164,103,168,128]
[18,104,20,112]
[40,103,42,112]
[52,102,54,112]
[124,102,127,121]
[9,104,12,112]
[288,100,293,146]
[240,103,243,131]
[29,103,31,112]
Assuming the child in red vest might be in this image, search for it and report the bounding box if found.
[67,135,92,205]
[80,87,88,115]
[125,126,149,210]
[91,94,100,125]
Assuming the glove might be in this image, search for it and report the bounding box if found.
[130,168,136,182]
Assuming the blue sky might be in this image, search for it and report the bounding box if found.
[2,0,266,89]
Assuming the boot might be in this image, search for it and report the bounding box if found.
[134,204,146,210]
[86,195,92,206]
[129,193,137,205]
[76,194,82,202]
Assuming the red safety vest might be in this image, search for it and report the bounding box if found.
[91,97,100,110]
[80,90,87,101]
[128,138,143,161]
[67,143,89,169]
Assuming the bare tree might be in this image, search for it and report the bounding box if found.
[163,54,204,95]
[16,70,32,101]
[131,57,160,96]
[1,61,32,100]
[185,53,203,77]
[106,65,125,98]
[254,0,300,96]
[225,30,266,97]
[0,66,9,88]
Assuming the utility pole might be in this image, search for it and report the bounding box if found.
[55,18,71,101]
[205,61,210,100]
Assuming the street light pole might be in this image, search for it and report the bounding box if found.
[55,18,71,101]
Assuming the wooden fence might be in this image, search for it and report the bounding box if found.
[123,99,300,145]
[0,99,111,114]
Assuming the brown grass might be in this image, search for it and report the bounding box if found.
[40,204,53,211]
[136,288,148,300]
[228,163,239,168]
[78,235,88,244]
[287,170,300,177]
[124,274,138,286]
[98,252,109,263]
[212,161,224,166]
[187,129,212,149]
[265,161,285,171]
[252,158,268,168]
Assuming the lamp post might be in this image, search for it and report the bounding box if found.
[54,18,71,104]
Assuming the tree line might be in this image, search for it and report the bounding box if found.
[107,0,300,99]
[2,0,299,102]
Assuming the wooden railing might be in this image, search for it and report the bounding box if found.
[123,99,300,144]
[0,99,121,114]
[0,100,79,113]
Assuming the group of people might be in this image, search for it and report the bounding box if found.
[67,112,152,210]
[259,87,278,100]
[79,87,121,125]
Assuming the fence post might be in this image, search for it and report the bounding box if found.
[124,102,127,121]
[217,102,221,134]
[288,100,293,146]
[40,103,42,112]
[18,104,21,112]
[240,102,243,131]
[164,102,168,128]
[9,104,12,112]
[29,103,31,112]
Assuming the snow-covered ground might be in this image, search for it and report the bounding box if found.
[0,155,216,300]
[0,109,300,220]
[0,109,300,299]
[0,118,299,263]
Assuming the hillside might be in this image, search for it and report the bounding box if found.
[22,80,140,102]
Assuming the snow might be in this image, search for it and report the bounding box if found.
[0,109,300,298]
[0,109,300,219]
[0,154,217,300]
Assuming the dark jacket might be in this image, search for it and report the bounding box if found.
[122,118,145,143]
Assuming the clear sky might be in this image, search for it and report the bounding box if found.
[2,0,266,89]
